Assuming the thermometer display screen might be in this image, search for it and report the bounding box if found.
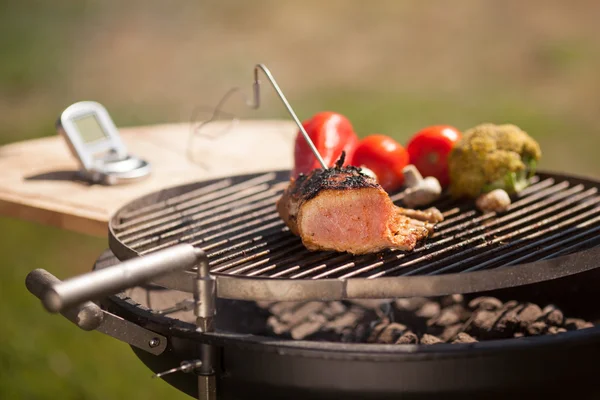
[73,114,108,144]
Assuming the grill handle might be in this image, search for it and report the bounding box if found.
[27,244,204,314]
[26,269,104,331]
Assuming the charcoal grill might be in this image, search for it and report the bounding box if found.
[23,65,600,399]
[26,167,600,400]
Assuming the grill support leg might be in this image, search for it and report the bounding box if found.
[193,251,217,400]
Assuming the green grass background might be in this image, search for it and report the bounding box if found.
[1,1,598,399]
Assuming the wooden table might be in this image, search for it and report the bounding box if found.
[0,120,297,236]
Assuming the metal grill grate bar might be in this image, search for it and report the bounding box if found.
[225,243,308,276]
[510,175,547,195]
[203,225,289,255]
[130,201,279,253]
[191,213,282,245]
[269,266,302,277]
[207,235,296,267]
[126,190,283,248]
[115,173,278,231]
[117,178,234,221]
[211,238,302,273]
[283,254,357,279]
[140,219,287,255]
[538,234,600,260]
[290,264,329,278]
[496,217,600,268]
[119,183,278,240]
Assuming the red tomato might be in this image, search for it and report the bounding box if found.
[292,111,359,178]
[406,125,462,187]
[350,134,410,192]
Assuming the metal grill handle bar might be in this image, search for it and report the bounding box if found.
[25,244,218,399]
[35,244,203,313]
[25,268,169,356]
[26,269,105,331]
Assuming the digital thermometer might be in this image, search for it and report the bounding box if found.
[57,101,151,185]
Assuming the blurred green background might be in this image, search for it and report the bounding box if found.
[1,1,599,399]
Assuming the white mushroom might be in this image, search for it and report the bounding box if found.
[475,189,511,213]
[358,165,378,181]
[401,165,442,208]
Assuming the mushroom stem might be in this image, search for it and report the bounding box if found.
[401,165,442,208]
[403,165,423,188]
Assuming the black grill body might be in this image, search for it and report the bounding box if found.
[97,251,600,400]
[100,169,600,399]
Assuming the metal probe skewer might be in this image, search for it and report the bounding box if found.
[188,64,329,171]
[249,64,328,170]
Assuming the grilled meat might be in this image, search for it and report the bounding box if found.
[276,156,443,254]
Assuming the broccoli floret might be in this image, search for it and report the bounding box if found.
[447,123,542,198]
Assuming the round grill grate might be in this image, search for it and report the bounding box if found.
[109,170,600,300]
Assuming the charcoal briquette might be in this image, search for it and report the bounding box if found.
[440,294,464,307]
[367,319,391,343]
[547,326,568,335]
[394,297,428,312]
[420,334,443,345]
[320,301,347,318]
[341,323,370,343]
[452,332,478,344]
[267,315,289,335]
[517,303,543,330]
[292,320,333,340]
[415,301,441,319]
[494,304,524,337]
[440,323,465,342]
[544,309,564,326]
[565,318,594,330]
[503,300,519,309]
[428,306,462,327]
[324,309,364,333]
[395,331,419,345]
[471,310,500,333]
[279,302,326,325]
[375,323,408,344]
[268,301,302,316]
[468,296,503,311]
[526,321,547,336]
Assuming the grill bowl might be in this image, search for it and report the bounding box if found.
[96,250,600,400]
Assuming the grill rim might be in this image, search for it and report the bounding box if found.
[108,169,600,301]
